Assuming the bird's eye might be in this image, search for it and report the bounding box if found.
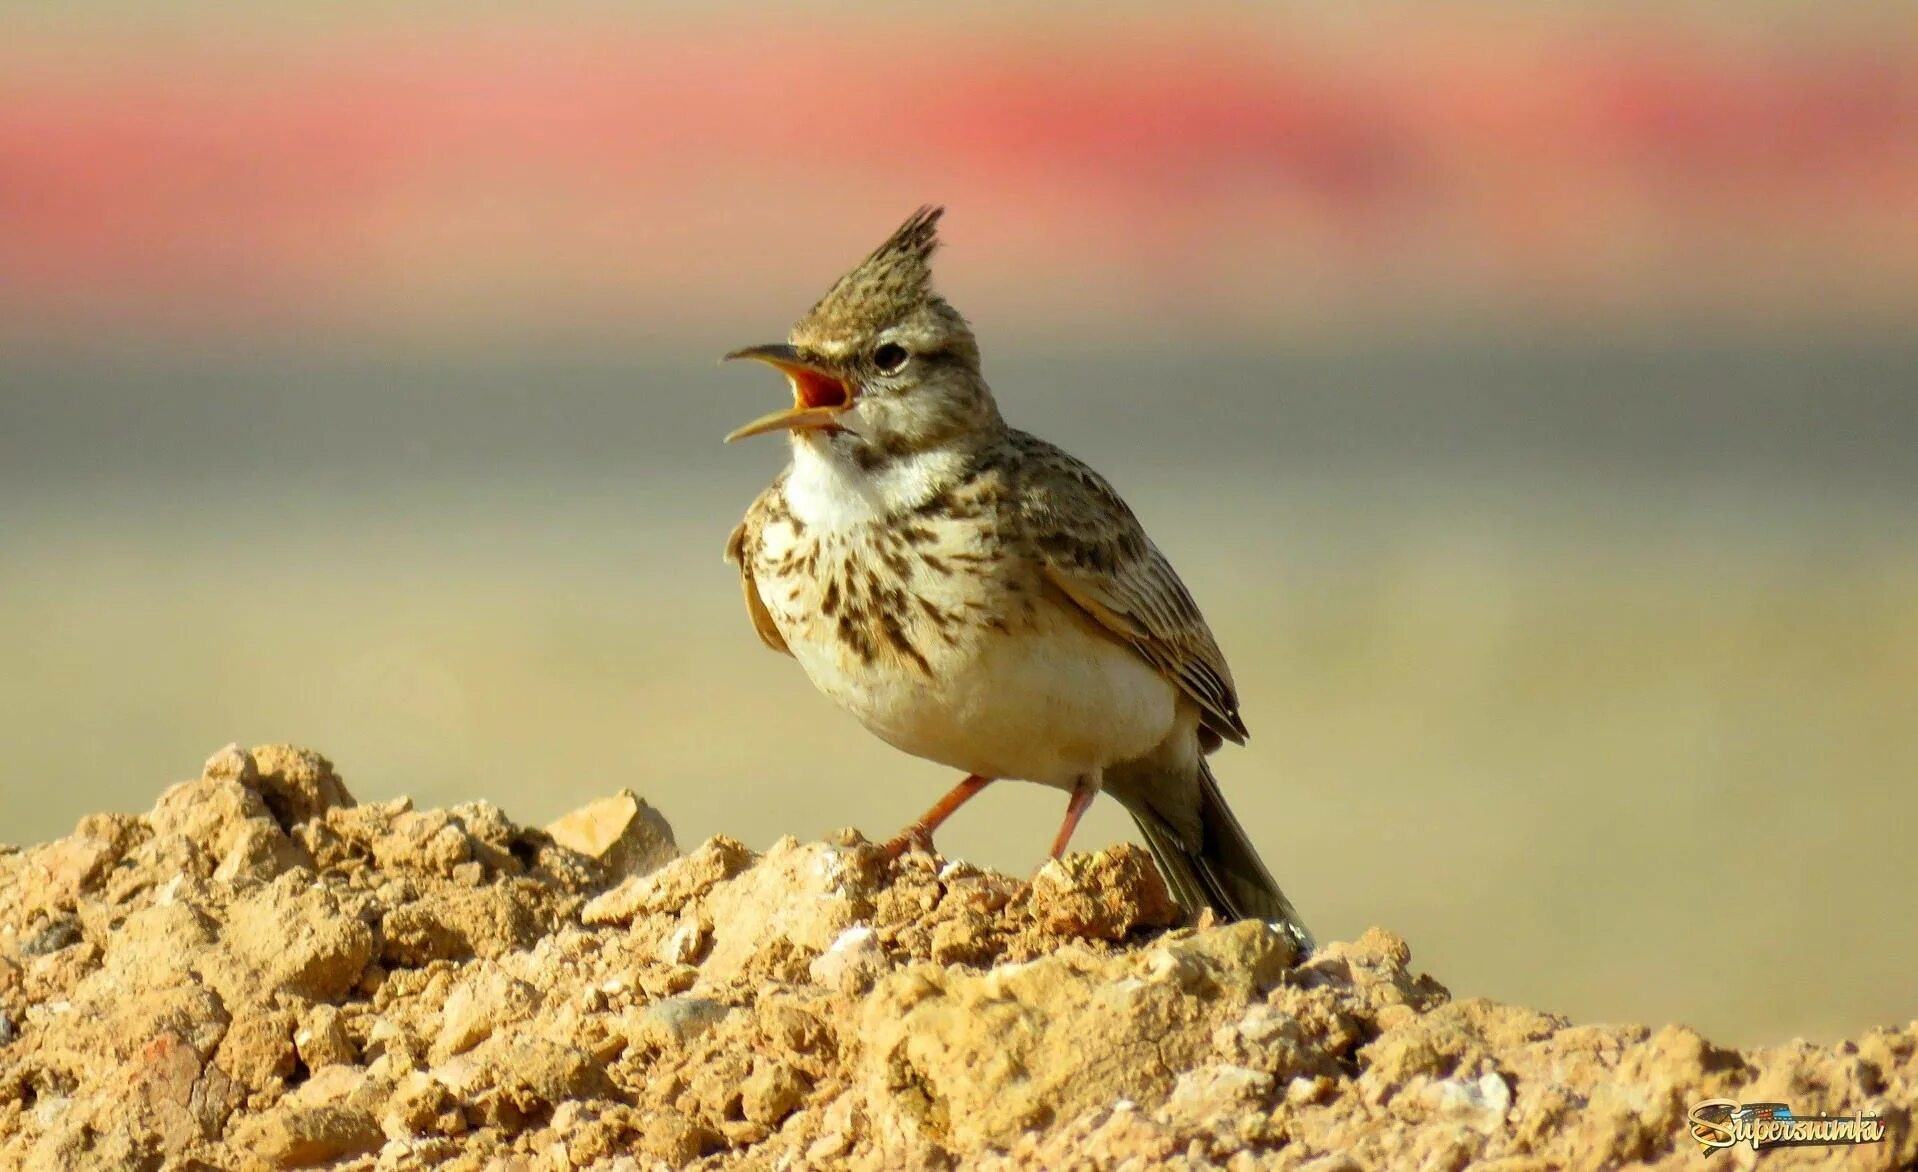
[872,342,909,373]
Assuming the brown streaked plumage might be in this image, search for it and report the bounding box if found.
[721,207,1312,949]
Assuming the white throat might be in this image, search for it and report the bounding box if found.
[784,436,963,531]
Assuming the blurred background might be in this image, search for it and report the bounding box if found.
[3,3,1915,1048]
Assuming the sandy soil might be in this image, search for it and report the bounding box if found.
[1,746,1910,1169]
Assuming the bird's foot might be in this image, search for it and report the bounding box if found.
[884,774,994,860]
[882,823,938,860]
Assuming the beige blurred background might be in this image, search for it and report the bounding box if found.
[3,4,1915,1048]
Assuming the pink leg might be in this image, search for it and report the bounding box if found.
[1048,777,1100,859]
[884,774,994,858]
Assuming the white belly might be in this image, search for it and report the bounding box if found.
[787,594,1178,787]
[755,528,1177,788]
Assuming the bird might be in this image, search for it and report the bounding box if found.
[721,207,1312,949]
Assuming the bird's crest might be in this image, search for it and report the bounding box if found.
[795,206,947,340]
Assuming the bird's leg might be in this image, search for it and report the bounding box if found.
[1048,773,1103,859]
[884,774,994,858]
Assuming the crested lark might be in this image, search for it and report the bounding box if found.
[723,207,1312,948]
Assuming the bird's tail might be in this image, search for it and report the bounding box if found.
[1126,760,1315,953]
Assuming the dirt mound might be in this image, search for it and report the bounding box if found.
[1,746,1911,1169]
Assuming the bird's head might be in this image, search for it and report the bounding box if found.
[723,207,1001,463]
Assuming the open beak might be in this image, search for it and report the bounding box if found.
[721,343,854,443]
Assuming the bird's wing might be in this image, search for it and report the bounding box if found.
[725,501,791,657]
[1012,433,1250,745]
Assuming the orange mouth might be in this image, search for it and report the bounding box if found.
[722,343,854,442]
[789,365,850,411]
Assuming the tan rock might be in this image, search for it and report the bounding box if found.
[92,900,215,988]
[630,995,731,1048]
[292,1064,374,1109]
[544,790,678,881]
[432,966,540,1061]
[376,810,474,877]
[215,1006,299,1093]
[434,1035,613,1133]
[206,874,373,1004]
[292,1004,356,1070]
[657,916,709,966]
[248,744,355,827]
[1029,842,1182,940]
[740,1059,811,1126]
[444,800,526,876]
[696,837,879,986]
[7,745,1916,1172]
[201,743,260,786]
[381,1071,466,1140]
[638,1114,713,1164]
[808,924,889,992]
[115,1030,218,1161]
[579,834,753,926]
[379,882,553,966]
[31,813,147,898]
[146,776,277,864]
[229,1100,383,1168]
[858,920,1299,1158]
[212,819,311,886]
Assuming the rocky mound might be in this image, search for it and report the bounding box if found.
[0,746,1911,1170]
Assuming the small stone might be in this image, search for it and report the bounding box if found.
[741,1060,811,1126]
[148,776,277,861]
[1029,844,1181,940]
[719,1118,772,1147]
[433,969,540,1060]
[807,1131,851,1161]
[1286,1075,1334,1106]
[202,743,260,786]
[232,1101,383,1166]
[640,1114,711,1164]
[209,875,374,1003]
[379,811,473,876]
[39,814,146,896]
[809,925,888,991]
[544,790,679,881]
[637,965,699,998]
[249,744,356,826]
[20,916,82,957]
[930,912,996,966]
[291,1063,368,1107]
[383,1071,465,1140]
[294,1005,356,1070]
[216,1007,299,1092]
[213,818,309,885]
[1425,1069,1513,1119]
[634,997,731,1047]
[380,884,549,966]
[580,836,752,926]
[1165,1063,1273,1123]
[450,1035,612,1128]
[657,918,708,966]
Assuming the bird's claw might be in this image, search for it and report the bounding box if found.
[882,824,937,860]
